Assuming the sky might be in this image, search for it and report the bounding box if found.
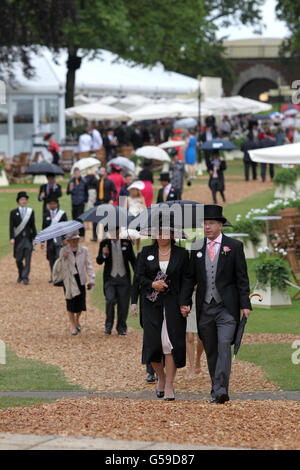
[216,0,289,41]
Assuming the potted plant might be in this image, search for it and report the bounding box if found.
[252,251,292,307]
[274,168,298,199]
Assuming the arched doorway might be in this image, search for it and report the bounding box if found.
[238,78,277,100]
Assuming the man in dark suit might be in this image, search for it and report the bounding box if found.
[9,191,37,285]
[258,131,276,182]
[180,205,251,404]
[156,172,181,203]
[96,227,136,335]
[38,174,62,213]
[91,166,117,242]
[200,125,218,170]
[41,196,68,281]
[67,167,88,237]
[241,133,258,181]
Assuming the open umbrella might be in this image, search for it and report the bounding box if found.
[25,162,64,176]
[135,146,170,162]
[34,220,84,245]
[198,139,237,151]
[106,156,136,174]
[71,157,101,176]
[158,140,186,149]
[173,117,197,129]
[281,103,300,112]
[77,204,131,230]
[233,293,263,358]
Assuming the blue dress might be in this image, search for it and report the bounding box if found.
[185,136,197,164]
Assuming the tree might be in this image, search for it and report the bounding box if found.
[275,1,300,56]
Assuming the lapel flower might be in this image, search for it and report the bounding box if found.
[222,246,231,256]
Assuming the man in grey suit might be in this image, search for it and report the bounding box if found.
[180,205,251,404]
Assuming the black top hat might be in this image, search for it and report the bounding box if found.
[204,205,228,224]
[159,171,170,182]
[47,194,59,203]
[16,191,29,202]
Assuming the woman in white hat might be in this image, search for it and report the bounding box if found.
[59,231,95,335]
[123,180,146,253]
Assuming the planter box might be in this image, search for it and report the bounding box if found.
[242,240,258,259]
[0,170,9,187]
[274,184,297,199]
[251,284,292,308]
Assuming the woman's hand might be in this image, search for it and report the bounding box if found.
[180,305,190,318]
[62,250,68,260]
[152,280,168,292]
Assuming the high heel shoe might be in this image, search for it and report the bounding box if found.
[156,390,164,398]
[164,390,175,401]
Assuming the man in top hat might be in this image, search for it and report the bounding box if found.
[180,205,251,404]
[38,174,62,213]
[44,133,60,165]
[9,191,37,285]
[41,196,68,281]
[156,172,181,203]
[96,226,136,335]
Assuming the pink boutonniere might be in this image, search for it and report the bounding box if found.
[222,246,231,255]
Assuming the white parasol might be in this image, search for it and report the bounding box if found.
[249,142,300,164]
[71,157,101,176]
[135,145,170,162]
[159,140,186,149]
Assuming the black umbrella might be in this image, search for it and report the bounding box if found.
[25,162,64,176]
[77,204,132,230]
[233,293,263,358]
[130,200,205,233]
[198,139,237,151]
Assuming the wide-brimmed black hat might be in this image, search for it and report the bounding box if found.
[204,205,228,224]
[159,171,170,182]
[16,191,29,202]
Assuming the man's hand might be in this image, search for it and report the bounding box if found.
[109,200,114,205]
[10,239,15,246]
[152,280,168,292]
[102,246,110,257]
[241,309,251,319]
[180,305,190,317]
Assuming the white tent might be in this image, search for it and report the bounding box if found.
[130,100,211,121]
[249,143,300,164]
[65,101,131,121]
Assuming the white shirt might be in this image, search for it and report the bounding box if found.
[91,129,103,151]
[18,206,27,219]
[78,133,92,152]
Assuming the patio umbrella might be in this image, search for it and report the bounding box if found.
[249,142,300,164]
[158,140,186,149]
[25,162,64,176]
[135,146,170,162]
[34,220,84,245]
[106,156,136,174]
[233,293,263,358]
[67,101,131,121]
[198,139,237,151]
[71,157,101,175]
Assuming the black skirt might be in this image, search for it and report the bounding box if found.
[66,273,86,313]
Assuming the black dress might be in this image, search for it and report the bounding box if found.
[137,243,189,368]
[66,251,86,313]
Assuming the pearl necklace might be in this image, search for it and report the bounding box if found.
[158,247,171,256]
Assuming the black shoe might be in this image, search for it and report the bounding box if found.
[76,326,81,333]
[17,277,22,284]
[23,279,29,285]
[209,398,217,404]
[156,390,164,398]
[216,394,229,404]
[118,330,127,335]
[49,279,53,283]
[164,396,175,401]
[90,238,97,242]
[146,374,156,383]
[104,329,111,335]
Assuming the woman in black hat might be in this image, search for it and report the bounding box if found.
[136,223,189,400]
[9,192,37,284]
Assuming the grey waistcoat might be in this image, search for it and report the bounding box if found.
[110,240,126,278]
[204,245,222,303]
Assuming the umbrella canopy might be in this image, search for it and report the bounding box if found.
[281,103,300,112]
[77,204,130,229]
[135,146,170,162]
[130,200,204,234]
[129,101,201,121]
[198,139,237,151]
[106,156,136,174]
[173,117,197,129]
[66,101,131,121]
[158,140,186,149]
[71,157,101,175]
[34,220,84,244]
[25,162,64,176]
[249,142,300,164]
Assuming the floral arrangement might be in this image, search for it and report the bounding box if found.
[254,252,290,291]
